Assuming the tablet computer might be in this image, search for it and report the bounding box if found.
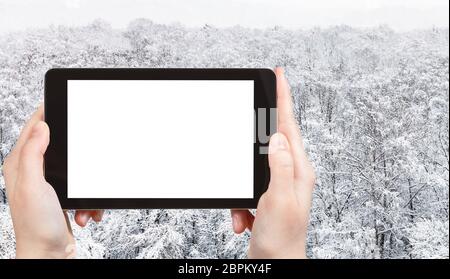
[44,68,276,209]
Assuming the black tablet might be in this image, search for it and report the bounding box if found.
[44,68,276,209]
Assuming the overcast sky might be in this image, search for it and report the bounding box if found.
[0,0,448,33]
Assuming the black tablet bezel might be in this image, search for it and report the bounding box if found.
[44,68,276,209]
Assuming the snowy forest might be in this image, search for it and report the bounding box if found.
[0,19,448,259]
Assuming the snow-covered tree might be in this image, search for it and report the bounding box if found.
[0,21,448,259]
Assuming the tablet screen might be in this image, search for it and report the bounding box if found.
[67,80,254,199]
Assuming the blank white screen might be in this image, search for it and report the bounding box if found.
[67,80,254,198]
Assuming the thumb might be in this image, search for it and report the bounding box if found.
[18,121,50,183]
[267,132,294,194]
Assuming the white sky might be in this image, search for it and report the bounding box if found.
[0,0,448,33]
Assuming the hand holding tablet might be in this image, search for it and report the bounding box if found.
[3,67,316,258]
[2,106,102,259]
[231,68,316,258]
[44,68,277,209]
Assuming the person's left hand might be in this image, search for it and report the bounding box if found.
[2,104,103,258]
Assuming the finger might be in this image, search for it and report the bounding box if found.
[17,121,49,185]
[74,210,91,227]
[74,210,104,226]
[275,68,297,129]
[245,211,255,231]
[231,209,254,234]
[64,211,74,237]
[91,210,104,222]
[267,133,295,195]
[274,68,310,179]
[10,104,44,160]
[3,105,44,188]
[231,210,247,233]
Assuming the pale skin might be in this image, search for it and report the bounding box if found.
[231,67,316,259]
[2,67,315,259]
[2,105,103,259]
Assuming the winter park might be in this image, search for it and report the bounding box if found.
[0,18,448,258]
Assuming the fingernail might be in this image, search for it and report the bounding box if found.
[269,133,288,154]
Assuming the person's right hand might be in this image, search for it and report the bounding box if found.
[231,68,316,258]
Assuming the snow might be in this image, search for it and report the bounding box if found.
[0,20,448,259]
